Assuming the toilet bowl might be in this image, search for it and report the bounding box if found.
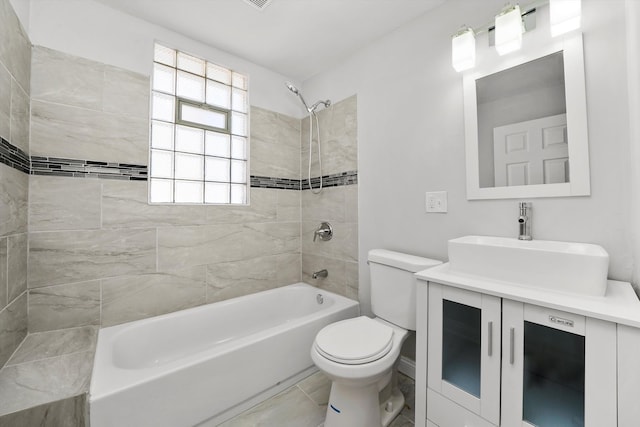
[311,249,441,427]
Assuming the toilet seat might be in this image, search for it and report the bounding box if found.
[314,316,394,365]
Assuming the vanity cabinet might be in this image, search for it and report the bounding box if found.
[423,282,617,427]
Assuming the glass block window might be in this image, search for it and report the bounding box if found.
[150,44,249,204]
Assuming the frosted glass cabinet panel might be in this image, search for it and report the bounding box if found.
[428,284,501,425]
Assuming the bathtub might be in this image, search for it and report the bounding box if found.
[90,283,359,427]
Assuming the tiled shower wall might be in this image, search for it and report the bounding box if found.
[0,0,30,367]
[301,96,359,300]
[27,47,303,331]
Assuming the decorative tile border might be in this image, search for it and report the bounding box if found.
[30,157,147,180]
[0,146,358,190]
[301,171,358,190]
[0,138,30,174]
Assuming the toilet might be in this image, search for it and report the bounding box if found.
[311,249,441,427]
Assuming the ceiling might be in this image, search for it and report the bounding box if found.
[94,0,445,81]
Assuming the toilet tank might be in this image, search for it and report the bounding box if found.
[368,249,442,330]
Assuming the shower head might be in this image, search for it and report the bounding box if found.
[284,81,330,114]
[285,81,299,95]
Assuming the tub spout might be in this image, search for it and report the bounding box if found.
[312,269,328,279]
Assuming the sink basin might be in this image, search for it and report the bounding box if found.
[448,236,609,296]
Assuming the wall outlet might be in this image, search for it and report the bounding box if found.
[425,191,448,213]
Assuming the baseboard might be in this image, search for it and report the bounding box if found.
[398,355,416,380]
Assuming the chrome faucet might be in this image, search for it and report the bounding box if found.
[518,202,532,240]
[313,222,333,242]
[312,269,328,279]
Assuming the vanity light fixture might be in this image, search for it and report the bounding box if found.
[495,4,524,55]
[550,0,581,37]
[451,27,476,72]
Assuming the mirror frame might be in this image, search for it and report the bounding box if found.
[464,33,590,200]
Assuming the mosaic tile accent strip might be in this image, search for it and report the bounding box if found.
[0,138,30,174]
[0,146,358,190]
[250,176,301,190]
[301,170,358,190]
[30,156,147,180]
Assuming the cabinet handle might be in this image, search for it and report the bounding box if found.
[509,327,515,365]
[487,321,493,357]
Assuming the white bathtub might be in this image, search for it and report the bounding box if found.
[90,283,359,427]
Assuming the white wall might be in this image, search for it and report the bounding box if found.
[627,0,640,293]
[24,0,305,118]
[304,0,632,315]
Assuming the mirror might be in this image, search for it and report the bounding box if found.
[464,34,590,200]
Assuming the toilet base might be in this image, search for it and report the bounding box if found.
[324,382,405,427]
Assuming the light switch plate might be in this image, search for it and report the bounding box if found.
[425,191,448,213]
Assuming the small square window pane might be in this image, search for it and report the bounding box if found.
[205,182,230,204]
[154,44,176,67]
[175,125,204,154]
[152,92,175,122]
[176,71,205,102]
[231,136,247,160]
[175,152,204,180]
[231,112,248,136]
[175,180,204,203]
[151,121,174,150]
[206,80,231,109]
[153,63,175,94]
[206,131,231,157]
[231,72,248,90]
[205,156,230,182]
[150,179,173,203]
[177,52,205,76]
[151,149,173,179]
[180,103,227,130]
[206,63,232,84]
[231,184,247,204]
[231,160,247,183]
[232,88,248,113]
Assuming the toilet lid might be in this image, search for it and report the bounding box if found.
[314,316,394,365]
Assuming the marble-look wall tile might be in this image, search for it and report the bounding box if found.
[30,100,149,165]
[277,189,301,222]
[0,66,10,140]
[9,79,29,153]
[0,293,27,368]
[31,46,104,110]
[101,266,206,327]
[251,106,301,179]
[102,180,205,228]
[28,228,156,288]
[7,326,97,366]
[29,176,101,232]
[0,0,30,94]
[204,188,277,224]
[103,65,150,119]
[344,184,358,223]
[206,253,300,303]
[0,163,28,237]
[0,350,92,416]
[28,281,101,332]
[345,260,359,300]
[7,233,26,302]
[0,394,86,427]
[158,222,299,272]
[302,186,345,222]
[0,238,6,310]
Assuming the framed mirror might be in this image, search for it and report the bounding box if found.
[464,34,590,200]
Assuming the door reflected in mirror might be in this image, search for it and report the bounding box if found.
[476,52,567,188]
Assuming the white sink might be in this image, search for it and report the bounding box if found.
[448,235,609,296]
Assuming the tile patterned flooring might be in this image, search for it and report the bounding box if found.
[221,370,416,427]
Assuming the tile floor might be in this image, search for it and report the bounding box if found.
[221,370,416,427]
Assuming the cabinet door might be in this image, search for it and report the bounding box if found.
[428,283,501,425]
[501,301,617,427]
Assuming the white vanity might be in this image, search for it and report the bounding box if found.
[414,236,640,427]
